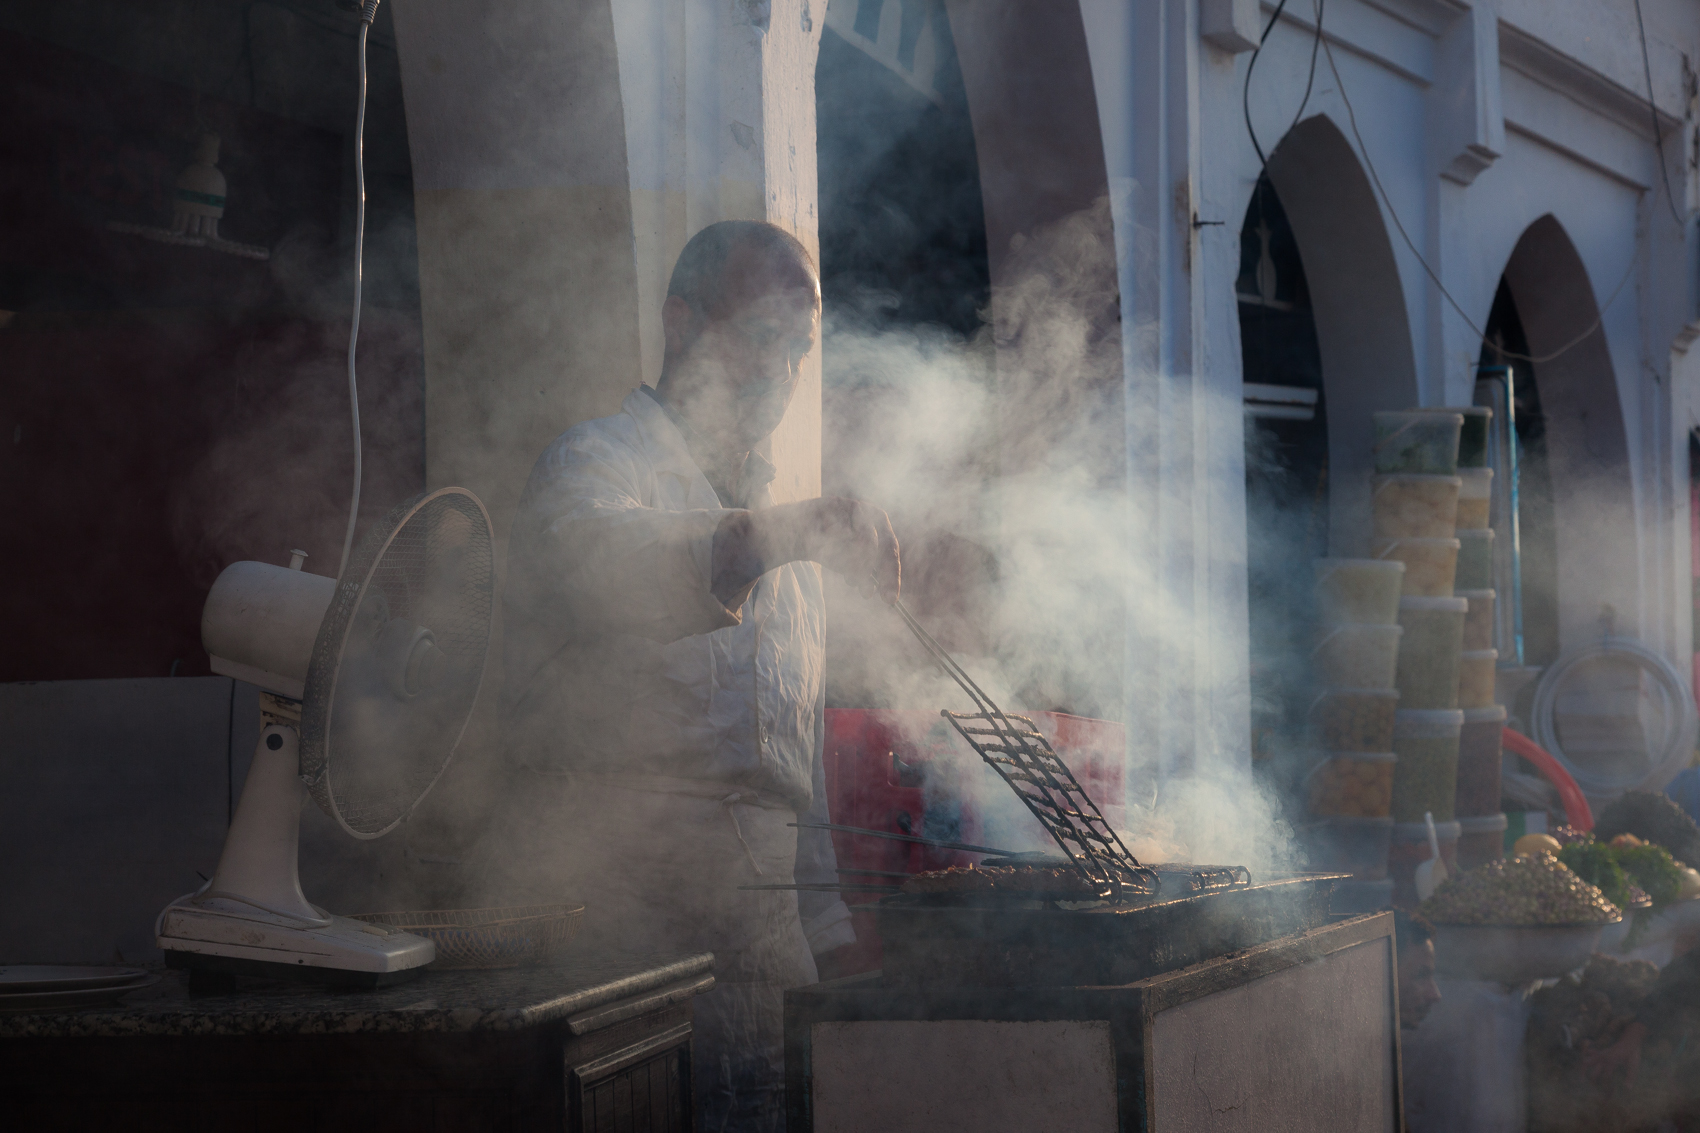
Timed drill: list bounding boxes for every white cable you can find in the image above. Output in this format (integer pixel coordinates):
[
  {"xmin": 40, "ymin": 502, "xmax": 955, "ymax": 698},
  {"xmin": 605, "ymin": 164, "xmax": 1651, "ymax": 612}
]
[{"xmin": 338, "ymin": 1, "xmax": 381, "ymax": 579}]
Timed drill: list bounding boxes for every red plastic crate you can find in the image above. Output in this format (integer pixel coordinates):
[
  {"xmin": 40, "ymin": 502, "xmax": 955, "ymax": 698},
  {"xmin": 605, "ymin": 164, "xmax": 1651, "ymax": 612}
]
[{"xmin": 820, "ymin": 708, "xmax": 1127, "ymax": 976}]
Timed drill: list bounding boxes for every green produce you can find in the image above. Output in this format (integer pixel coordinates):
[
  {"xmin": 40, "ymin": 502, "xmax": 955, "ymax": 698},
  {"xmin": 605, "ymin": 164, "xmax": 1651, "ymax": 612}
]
[
  {"xmin": 1557, "ymin": 836, "xmax": 1683, "ymax": 910},
  {"xmin": 1557, "ymin": 839, "xmax": 1631, "ymax": 909},
  {"xmin": 1420, "ymin": 853, "xmax": 1620, "ymax": 926},
  {"xmin": 1615, "ymin": 842, "xmax": 1683, "ymax": 907}
]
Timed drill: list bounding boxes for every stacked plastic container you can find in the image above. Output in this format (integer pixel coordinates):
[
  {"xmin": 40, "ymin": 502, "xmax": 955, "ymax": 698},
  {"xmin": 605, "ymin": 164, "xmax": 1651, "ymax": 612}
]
[
  {"xmin": 1372, "ymin": 410, "xmax": 1466, "ymax": 906},
  {"xmin": 1304, "ymin": 557, "xmax": 1406, "ymax": 878},
  {"xmin": 1448, "ymin": 408, "xmax": 1507, "ymax": 869}
]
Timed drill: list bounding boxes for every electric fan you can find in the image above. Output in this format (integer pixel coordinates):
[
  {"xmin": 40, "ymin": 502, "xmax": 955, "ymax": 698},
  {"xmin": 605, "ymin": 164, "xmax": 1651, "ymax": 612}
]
[{"xmin": 157, "ymin": 487, "xmax": 495, "ymax": 987}]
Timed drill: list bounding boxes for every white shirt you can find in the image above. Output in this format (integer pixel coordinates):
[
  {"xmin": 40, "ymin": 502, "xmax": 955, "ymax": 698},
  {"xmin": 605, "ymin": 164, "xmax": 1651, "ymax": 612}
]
[{"xmin": 502, "ymin": 388, "xmax": 852, "ymax": 950}]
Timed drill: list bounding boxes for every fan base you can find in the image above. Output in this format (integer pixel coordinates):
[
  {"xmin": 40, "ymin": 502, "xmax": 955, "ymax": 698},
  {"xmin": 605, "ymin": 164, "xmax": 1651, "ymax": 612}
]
[
  {"xmin": 164, "ymin": 950, "xmax": 426, "ymax": 992},
  {"xmin": 158, "ymin": 895, "xmax": 436, "ymax": 986}
]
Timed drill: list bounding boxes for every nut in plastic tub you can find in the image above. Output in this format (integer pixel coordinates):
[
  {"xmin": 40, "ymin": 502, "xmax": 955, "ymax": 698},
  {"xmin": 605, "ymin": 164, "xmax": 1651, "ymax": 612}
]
[
  {"xmin": 1314, "ymin": 558, "xmax": 1405, "ymax": 625},
  {"xmin": 1371, "ymin": 474, "xmax": 1461, "ymax": 539},
  {"xmin": 1372, "ymin": 536, "xmax": 1460, "ymax": 597},
  {"xmin": 1312, "ymin": 624, "xmax": 1403, "ymax": 688},
  {"xmin": 1373, "ymin": 410, "xmax": 1463, "ymax": 475}
]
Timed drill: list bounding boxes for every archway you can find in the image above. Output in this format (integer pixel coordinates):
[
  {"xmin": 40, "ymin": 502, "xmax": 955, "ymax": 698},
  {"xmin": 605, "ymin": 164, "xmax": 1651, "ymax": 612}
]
[
  {"xmin": 1241, "ymin": 115, "xmax": 1419, "ymax": 770},
  {"xmin": 1263, "ymin": 115, "xmax": 1421, "ymax": 555},
  {"xmin": 1496, "ymin": 215, "xmax": 1636, "ymax": 650}
]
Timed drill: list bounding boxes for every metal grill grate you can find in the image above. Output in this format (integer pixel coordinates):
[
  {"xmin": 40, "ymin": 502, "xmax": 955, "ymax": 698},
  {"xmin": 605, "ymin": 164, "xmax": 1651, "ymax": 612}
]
[
  {"xmin": 891, "ymin": 597, "xmax": 1157, "ymax": 900},
  {"xmin": 941, "ymin": 709, "xmax": 1158, "ymax": 899}
]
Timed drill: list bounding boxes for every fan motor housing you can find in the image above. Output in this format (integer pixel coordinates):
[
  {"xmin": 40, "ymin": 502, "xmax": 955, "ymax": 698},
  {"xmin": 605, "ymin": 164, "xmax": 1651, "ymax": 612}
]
[{"xmin": 203, "ymin": 560, "xmax": 337, "ymax": 699}]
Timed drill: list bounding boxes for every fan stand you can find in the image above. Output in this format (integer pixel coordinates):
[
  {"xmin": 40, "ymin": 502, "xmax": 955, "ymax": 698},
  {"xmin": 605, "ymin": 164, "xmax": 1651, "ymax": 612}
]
[{"xmin": 157, "ymin": 708, "xmax": 435, "ymax": 989}]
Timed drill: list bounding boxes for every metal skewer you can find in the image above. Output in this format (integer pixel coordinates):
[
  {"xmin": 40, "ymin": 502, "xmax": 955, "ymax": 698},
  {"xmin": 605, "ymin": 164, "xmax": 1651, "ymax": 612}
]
[
  {"xmin": 791, "ymin": 820, "xmax": 1017, "ymax": 858},
  {"xmin": 737, "ymin": 883, "xmax": 900, "ymax": 893}
]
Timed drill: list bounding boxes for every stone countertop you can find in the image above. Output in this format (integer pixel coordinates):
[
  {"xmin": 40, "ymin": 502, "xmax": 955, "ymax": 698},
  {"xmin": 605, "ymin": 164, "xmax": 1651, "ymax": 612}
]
[{"xmin": 0, "ymin": 950, "xmax": 714, "ymax": 1039}]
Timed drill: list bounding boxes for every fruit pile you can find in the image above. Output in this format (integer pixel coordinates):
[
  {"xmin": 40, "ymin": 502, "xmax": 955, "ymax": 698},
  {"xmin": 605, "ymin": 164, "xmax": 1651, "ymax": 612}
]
[{"xmin": 1420, "ymin": 853, "xmax": 1620, "ymax": 926}]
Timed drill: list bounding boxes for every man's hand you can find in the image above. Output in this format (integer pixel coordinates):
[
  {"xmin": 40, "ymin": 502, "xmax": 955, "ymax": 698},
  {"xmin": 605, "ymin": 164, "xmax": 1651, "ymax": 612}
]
[
  {"xmin": 789, "ymin": 497, "xmax": 900, "ymax": 604},
  {"xmin": 713, "ymin": 498, "xmax": 900, "ymax": 607},
  {"xmin": 1582, "ymin": 1021, "xmax": 1647, "ymax": 1087}
]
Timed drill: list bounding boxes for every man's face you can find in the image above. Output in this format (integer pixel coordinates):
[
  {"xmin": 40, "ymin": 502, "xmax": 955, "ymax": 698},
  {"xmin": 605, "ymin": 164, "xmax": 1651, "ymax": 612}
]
[
  {"xmin": 1398, "ymin": 940, "xmax": 1441, "ymax": 1029},
  {"xmin": 664, "ymin": 244, "xmax": 821, "ymax": 453}
]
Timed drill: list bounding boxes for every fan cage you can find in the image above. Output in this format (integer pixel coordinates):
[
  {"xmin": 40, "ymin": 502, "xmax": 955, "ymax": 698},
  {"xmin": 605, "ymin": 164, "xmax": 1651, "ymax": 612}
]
[{"xmin": 299, "ymin": 487, "xmax": 494, "ymax": 838}]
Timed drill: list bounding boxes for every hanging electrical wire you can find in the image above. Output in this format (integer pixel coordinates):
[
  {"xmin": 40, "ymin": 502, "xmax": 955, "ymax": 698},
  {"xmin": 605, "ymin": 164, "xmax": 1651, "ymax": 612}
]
[
  {"xmin": 1314, "ymin": 28, "xmax": 1637, "ymax": 367},
  {"xmin": 337, "ymin": 0, "xmax": 382, "ymax": 579},
  {"xmin": 1633, "ymin": 0, "xmax": 1686, "ymax": 228}
]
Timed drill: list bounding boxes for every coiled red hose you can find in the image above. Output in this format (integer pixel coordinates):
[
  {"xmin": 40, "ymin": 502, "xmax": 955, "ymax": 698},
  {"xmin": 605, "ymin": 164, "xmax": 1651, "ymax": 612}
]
[{"xmin": 1502, "ymin": 727, "xmax": 1594, "ymax": 832}]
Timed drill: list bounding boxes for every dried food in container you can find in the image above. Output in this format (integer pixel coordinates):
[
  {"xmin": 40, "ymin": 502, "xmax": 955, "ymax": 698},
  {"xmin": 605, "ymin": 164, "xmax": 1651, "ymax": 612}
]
[
  {"xmin": 1394, "ymin": 596, "xmax": 1467, "ymax": 709},
  {"xmin": 1314, "ymin": 558, "xmax": 1404, "ymax": 625},
  {"xmin": 1372, "ymin": 536, "xmax": 1460, "ymax": 597},
  {"xmin": 1373, "ymin": 410, "xmax": 1463, "ymax": 475},
  {"xmin": 1309, "ymin": 688, "xmax": 1399, "ymax": 752},
  {"xmin": 1391, "ymin": 708, "xmax": 1463, "ymax": 822},
  {"xmin": 1306, "ymin": 752, "xmax": 1396, "ymax": 818},
  {"xmin": 1454, "ymin": 705, "xmax": 1507, "ymax": 817},
  {"xmin": 1457, "ymin": 649, "xmax": 1498, "ymax": 709},
  {"xmin": 1456, "ymin": 467, "xmax": 1494, "ymax": 529},
  {"xmin": 1458, "ymin": 589, "xmax": 1495, "ymax": 650},
  {"xmin": 1455, "ymin": 528, "xmax": 1495, "ymax": 590},
  {"xmin": 1371, "ymin": 474, "xmax": 1461, "ymax": 539},
  {"xmin": 1312, "ymin": 624, "xmax": 1402, "ymax": 689}
]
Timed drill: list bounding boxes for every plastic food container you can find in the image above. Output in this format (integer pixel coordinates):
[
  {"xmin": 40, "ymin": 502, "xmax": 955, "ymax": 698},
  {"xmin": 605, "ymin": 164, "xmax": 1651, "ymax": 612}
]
[
  {"xmin": 1371, "ymin": 474, "xmax": 1461, "ymax": 539},
  {"xmin": 1456, "ymin": 812, "xmax": 1508, "ymax": 871},
  {"xmin": 1457, "ymin": 649, "xmax": 1498, "ymax": 709},
  {"xmin": 1310, "ymin": 688, "xmax": 1401, "ymax": 753},
  {"xmin": 1395, "ymin": 596, "xmax": 1468, "ymax": 708},
  {"xmin": 1452, "ymin": 407, "xmax": 1493, "ymax": 469},
  {"xmin": 1373, "ymin": 410, "xmax": 1463, "ymax": 475},
  {"xmin": 1455, "ymin": 528, "xmax": 1495, "ymax": 590},
  {"xmin": 1302, "ymin": 815, "xmax": 1395, "ymax": 880},
  {"xmin": 1455, "ymin": 468, "xmax": 1494, "ymax": 529},
  {"xmin": 1454, "ymin": 705, "xmax": 1507, "ymax": 817},
  {"xmin": 1313, "ymin": 624, "xmax": 1403, "ymax": 688},
  {"xmin": 1459, "ymin": 589, "xmax": 1496, "ymax": 650},
  {"xmin": 1372, "ymin": 537, "xmax": 1461, "ymax": 597},
  {"xmin": 1390, "ymin": 818, "xmax": 1461, "ymax": 907},
  {"xmin": 1391, "ymin": 708, "xmax": 1464, "ymax": 822},
  {"xmin": 1306, "ymin": 752, "xmax": 1397, "ymax": 818},
  {"xmin": 1314, "ymin": 559, "xmax": 1405, "ymax": 625}
]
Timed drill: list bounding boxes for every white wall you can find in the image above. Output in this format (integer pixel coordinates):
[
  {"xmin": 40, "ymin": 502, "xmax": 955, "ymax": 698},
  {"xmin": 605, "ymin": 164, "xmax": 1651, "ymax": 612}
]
[{"xmin": 1068, "ymin": 0, "xmax": 1699, "ymax": 774}]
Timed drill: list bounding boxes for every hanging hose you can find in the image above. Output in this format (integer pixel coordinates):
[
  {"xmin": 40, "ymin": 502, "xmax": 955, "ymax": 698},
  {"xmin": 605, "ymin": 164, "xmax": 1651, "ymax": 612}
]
[{"xmin": 1530, "ymin": 636, "xmax": 1698, "ymax": 799}]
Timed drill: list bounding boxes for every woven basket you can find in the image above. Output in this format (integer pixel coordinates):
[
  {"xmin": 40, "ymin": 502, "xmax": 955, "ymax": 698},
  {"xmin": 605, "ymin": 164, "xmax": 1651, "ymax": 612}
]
[{"xmin": 351, "ymin": 904, "xmax": 584, "ymax": 970}]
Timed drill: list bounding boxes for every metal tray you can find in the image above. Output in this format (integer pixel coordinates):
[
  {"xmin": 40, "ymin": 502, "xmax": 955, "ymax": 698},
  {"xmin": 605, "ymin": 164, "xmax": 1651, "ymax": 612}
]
[{"xmin": 875, "ymin": 873, "xmax": 1347, "ymax": 987}]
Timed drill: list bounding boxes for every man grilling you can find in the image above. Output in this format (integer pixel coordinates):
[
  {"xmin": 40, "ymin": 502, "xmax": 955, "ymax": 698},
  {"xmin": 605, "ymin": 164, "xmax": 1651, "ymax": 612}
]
[{"xmin": 496, "ymin": 220, "xmax": 899, "ymax": 1130}]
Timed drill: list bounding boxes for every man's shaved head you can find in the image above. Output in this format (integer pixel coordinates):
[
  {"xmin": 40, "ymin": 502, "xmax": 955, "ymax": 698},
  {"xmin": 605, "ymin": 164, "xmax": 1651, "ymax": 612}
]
[{"xmin": 667, "ymin": 220, "xmax": 818, "ymax": 318}]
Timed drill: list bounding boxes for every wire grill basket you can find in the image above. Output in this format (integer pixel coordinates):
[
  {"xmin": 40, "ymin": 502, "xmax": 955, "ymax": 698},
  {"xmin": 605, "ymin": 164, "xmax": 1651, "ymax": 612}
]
[{"xmin": 351, "ymin": 904, "xmax": 583, "ymax": 970}]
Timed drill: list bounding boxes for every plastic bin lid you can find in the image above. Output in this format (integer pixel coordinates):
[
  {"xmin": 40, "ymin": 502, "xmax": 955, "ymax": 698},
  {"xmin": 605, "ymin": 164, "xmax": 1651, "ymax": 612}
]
[
  {"xmin": 1313, "ymin": 686, "xmax": 1402, "ymax": 700},
  {"xmin": 1401, "ymin": 406, "xmax": 1490, "ymax": 419},
  {"xmin": 1305, "ymin": 815, "xmax": 1396, "ymax": 828},
  {"xmin": 1375, "ymin": 409, "xmax": 1465, "ymax": 422},
  {"xmin": 1459, "ymin": 649, "xmax": 1499, "ymax": 661},
  {"xmin": 1371, "ymin": 473, "xmax": 1463, "ymax": 486},
  {"xmin": 1372, "ymin": 536, "xmax": 1462, "ymax": 549},
  {"xmin": 1314, "ymin": 557, "xmax": 1405, "ymax": 575},
  {"xmin": 1456, "ymin": 527, "xmax": 1495, "ymax": 542},
  {"xmin": 1394, "ymin": 708, "xmax": 1466, "ymax": 737},
  {"xmin": 1457, "ymin": 812, "xmax": 1509, "ymax": 833},
  {"xmin": 1462, "ymin": 704, "xmax": 1508, "ymax": 723},
  {"xmin": 1456, "ymin": 588, "xmax": 1496, "ymax": 600},
  {"xmin": 1399, "ymin": 596, "xmax": 1469, "ymax": 613},
  {"xmin": 1393, "ymin": 819, "xmax": 1462, "ymax": 839},
  {"xmin": 1320, "ymin": 751, "xmax": 1398, "ymax": 762}
]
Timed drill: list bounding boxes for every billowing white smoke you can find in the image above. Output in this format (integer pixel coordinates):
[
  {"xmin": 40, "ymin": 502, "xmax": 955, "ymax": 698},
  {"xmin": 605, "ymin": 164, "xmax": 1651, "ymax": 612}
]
[{"xmin": 822, "ymin": 196, "xmax": 1299, "ymax": 876}]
